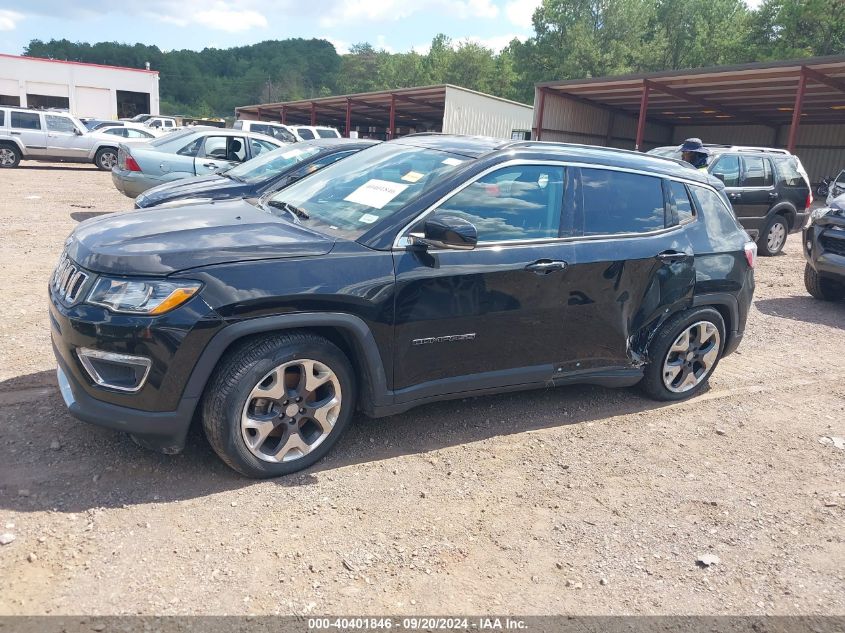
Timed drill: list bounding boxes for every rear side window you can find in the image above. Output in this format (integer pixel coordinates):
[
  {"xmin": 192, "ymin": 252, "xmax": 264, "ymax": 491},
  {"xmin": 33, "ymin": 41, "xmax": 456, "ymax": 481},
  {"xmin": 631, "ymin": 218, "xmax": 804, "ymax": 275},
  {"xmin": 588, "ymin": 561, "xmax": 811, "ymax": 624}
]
[
  {"xmin": 579, "ymin": 168, "xmax": 666, "ymax": 236},
  {"xmin": 272, "ymin": 127, "xmax": 296, "ymax": 143},
  {"xmin": 667, "ymin": 180, "xmax": 694, "ymax": 224},
  {"xmin": 317, "ymin": 128, "xmax": 340, "ymax": 138},
  {"xmin": 297, "ymin": 128, "xmax": 315, "ymax": 140},
  {"xmin": 251, "ymin": 123, "xmax": 270, "ymax": 135},
  {"xmin": 104, "ymin": 128, "xmax": 127, "ymax": 137},
  {"xmin": 689, "ymin": 185, "xmax": 744, "ymax": 249},
  {"xmin": 434, "ymin": 164, "xmax": 565, "ymax": 242},
  {"xmin": 177, "ymin": 137, "xmax": 203, "ymax": 156},
  {"xmin": 11, "ymin": 111, "xmax": 40, "ymax": 130},
  {"xmin": 741, "ymin": 156, "xmax": 773, "ymax": 187},
  {"xmin": 772, "ymin": 157, "xmax": 801, "ymax": 187},
  {"xmin": 0, "ymin": 111, "xmax": 4, "ymax": 126},
  {"xmin": 711, "ymin": 155, "xmax": 740, "ymax": 187}
]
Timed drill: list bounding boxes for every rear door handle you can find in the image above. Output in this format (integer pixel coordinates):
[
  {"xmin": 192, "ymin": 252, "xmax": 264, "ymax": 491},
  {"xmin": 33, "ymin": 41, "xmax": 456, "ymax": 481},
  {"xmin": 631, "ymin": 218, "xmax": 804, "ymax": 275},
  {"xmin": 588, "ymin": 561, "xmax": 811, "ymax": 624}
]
[
  {"xmin": 728, "ymin": 192, "xmax": 741, "ymax": 200},
  {"xmin": 10, "ymin": 131, "xmax": 21, "ymax": 135},
  {"xmin": 657, "ymin": 250, "xmax": 688, "ymax": 262},
  {"xmin": 525, "ymin": 259, "xmax": 567, "ymax": 274}
]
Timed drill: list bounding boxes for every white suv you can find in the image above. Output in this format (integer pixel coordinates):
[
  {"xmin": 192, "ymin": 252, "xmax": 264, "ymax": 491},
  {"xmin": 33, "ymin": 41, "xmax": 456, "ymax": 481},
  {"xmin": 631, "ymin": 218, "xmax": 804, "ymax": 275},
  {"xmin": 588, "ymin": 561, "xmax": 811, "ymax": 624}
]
[
  {"xmin": 0, "ymin": 107, "xmax": 153, "ymax": 170},
  {"xmin": 232, "ymin": 120, "xmax": 298, "ymax": 143},
  {"xmin": 291, "ymin": 125, "xmax": 342, "ymax": 140}
]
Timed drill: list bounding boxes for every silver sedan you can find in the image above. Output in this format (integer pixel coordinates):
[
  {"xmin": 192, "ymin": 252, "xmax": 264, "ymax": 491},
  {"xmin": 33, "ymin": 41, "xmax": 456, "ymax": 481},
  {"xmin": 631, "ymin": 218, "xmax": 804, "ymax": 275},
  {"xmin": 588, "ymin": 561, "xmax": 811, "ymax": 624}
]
[{"xmin": 111, "ymin": 127, "xmax": 284, "ymax": 198}]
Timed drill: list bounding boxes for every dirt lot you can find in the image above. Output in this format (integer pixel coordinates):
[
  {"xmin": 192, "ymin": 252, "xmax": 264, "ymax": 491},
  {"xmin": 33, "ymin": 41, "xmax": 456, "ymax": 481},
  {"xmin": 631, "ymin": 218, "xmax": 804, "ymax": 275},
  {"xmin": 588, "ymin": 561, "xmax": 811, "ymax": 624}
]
[{"xmin": 0, "ymin": 162, "xmax": 843, "ymax": 616}]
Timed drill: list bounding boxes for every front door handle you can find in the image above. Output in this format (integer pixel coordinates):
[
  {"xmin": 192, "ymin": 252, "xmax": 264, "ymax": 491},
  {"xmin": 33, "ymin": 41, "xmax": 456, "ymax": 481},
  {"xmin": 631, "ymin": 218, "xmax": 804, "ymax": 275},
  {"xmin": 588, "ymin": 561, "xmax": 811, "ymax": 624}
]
[
  {"xmin": 203, "ymin": 162, "xmax": 220, "ymax": 169},
  {"xmin": 657, "ymin": 250, "xmax": 688, "ymax": 262},
  {"xmin": 768, "ymin": 191, "xmax": 779, "ymax": 200},
  {"xmin": 728, "ymin": 192, "xmax": 741, "ymax": 201},
  {"xmin": 525, "ymin": 259, "xmax": 567, "ymax": 274}
]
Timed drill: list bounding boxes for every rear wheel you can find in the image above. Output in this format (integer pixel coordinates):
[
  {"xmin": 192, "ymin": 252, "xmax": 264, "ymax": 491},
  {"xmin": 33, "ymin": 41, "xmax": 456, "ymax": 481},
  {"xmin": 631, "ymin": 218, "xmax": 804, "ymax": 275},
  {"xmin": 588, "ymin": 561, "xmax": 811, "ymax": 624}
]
[
  {"xmin": 804, "ymin": 264, "xmax": 845, "ymax": 301},
  {"xmin": 758, "ymin": 214, "xmax": 788, "ymax": 256},
  {"xmin": 640, "ymin": 308, "xmax": 726, "ymax": 401},
  {"xmin": 202, "ymin": 333, "xmax": 355, "ymax": 478},
  {"xmin": 0, "ymin": 144, "xmax": 21, "ymax": 168},
  {"xmin": 94, "ymin": 147, "xmax": 118, "ymax": 171}
]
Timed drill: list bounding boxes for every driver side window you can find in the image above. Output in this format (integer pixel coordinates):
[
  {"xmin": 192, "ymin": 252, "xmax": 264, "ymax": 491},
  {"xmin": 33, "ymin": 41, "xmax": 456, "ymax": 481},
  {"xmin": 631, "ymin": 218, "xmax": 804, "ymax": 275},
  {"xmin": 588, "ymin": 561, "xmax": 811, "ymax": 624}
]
[{"xmin": 431, "ymin": 165, "xmax": 565, "ymax": 242}]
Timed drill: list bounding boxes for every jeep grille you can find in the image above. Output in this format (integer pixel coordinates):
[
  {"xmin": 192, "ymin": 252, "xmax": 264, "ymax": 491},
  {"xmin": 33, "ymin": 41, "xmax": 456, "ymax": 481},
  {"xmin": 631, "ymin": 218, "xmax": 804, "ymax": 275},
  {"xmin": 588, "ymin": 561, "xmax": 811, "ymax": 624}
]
[{"xmin": 51, "ymin": 253, "xmax": 90, "ymax": 305}]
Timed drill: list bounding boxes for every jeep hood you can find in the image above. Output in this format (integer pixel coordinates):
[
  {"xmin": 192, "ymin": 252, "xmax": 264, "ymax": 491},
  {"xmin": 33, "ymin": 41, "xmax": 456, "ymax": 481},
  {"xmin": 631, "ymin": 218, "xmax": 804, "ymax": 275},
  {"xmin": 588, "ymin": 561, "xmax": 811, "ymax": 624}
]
[{"xmin": 67, "ymin": 199, "xmax": 335, "ymax": 275}]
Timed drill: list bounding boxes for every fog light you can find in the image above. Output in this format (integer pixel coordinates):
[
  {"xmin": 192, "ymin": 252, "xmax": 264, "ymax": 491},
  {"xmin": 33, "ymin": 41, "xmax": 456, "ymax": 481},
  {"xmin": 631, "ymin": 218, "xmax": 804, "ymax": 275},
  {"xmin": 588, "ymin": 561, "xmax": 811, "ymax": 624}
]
[
  {"xmin": 806, "ymin": 240, "xmax": 812, "ymax": 252},
  {"xmin": 77, "ymin": 348, "xmax": 152, "ymax": 393}
]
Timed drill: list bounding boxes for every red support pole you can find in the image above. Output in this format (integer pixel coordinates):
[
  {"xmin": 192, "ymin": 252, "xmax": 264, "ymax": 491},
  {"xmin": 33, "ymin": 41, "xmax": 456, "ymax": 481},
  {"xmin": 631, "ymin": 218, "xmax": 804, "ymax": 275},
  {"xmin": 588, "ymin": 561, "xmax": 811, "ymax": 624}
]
[
  {"xmin": 787, "ymin": 68, "xmax": 808, "ymax": 154},
  {"xmin": 635, "ymin": 80, "xmax": 650, "ymax": 151},
  {"xmin": 534, "ymin": 88, "xmax": 546, "ymax": 141},
  {"xmin": 256, "ymin": 107, "xmax": 263, "ymax": 121},
  {"xmin": 345, "ymin": 98, "xmax": 352, "ymax": 138},
  {"xmin": 310, "ymin": 102, "xmax": 317, "ymax": 126},
  {"xmin": 281, "ymin": 105, "xmax": 287, "ymax": 124},
  {"xmin": 389, "ymin": 94, "xmax": 396, "ymax": 140}
]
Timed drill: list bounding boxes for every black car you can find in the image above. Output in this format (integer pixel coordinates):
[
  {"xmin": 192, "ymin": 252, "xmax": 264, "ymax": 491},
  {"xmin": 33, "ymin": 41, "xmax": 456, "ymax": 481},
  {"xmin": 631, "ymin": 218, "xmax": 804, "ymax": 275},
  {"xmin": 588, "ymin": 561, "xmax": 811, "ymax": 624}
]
[
  {"xmin": 134, "ymin": 138, "xmax": 378, "ymax": 209},
  {"xmin": 803, "ymin": 194, "xmax": 845, "ymax": 301},
  {"xmin": 649, "ymin": 145, "xmax": 811, "ymax": 257},
  {"xmin": 50, "ymin": 135, "xmax": 756, "ymax": 478}
]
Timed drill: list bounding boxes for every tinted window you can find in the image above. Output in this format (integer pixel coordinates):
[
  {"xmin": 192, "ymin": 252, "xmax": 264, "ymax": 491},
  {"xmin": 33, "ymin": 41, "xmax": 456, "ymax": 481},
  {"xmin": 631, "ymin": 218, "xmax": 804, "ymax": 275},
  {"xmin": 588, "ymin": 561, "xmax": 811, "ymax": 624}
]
[
  {"xmin": 774, "ymin": 157, "xmax": 804, "ymax": 187},
  {"xmin": 317, "ymin": 128, "xmax": 340, "ymax": 138},
  {"xmin": 297, "ymin": 128, "xmax": 315, "ymax": 140},
  {"xmin": 741, "ymin": 156, "xmax": 773, "ymax": 187},
  {"xmin": 689, "ymin": 185, "xmax": 744, "ymax": 249},
  {"xmin": 272, "ymin": 127, "xmax": 297, "ymax": 143},
  {"xmin": 667, "ymin": 180, "xmax": 694, "ymax": 224},
  {"xmin": 711, "ymin": 155, "xmax": 740, "ymax": 187},
  {"xmin": 11, "ymin": 111, "xmax": 40, "ymax": 130},
  {"xmin": 251, "ymin": 123, "xmax": 270, "ymax": 135},
  {"xmin": 580, "ymin": 168, "xmax": 666, "ymax": 236},
  {"xmin": 0, "ymin": 111, "xmax": 4, "ymax": 126},
  {"xmin": 434, "ymin": 165, "xmax": 564, "ymax": 242}
]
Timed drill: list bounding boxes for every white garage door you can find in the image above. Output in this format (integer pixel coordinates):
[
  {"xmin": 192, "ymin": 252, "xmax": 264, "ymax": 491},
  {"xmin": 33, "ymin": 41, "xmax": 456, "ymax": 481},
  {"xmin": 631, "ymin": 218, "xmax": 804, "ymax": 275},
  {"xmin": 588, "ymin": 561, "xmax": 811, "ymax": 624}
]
[
  {"xmin": 26, "ymin": 81, "xmax": 68, "ymax": 97},
  {"xmin": 75, "ymin": 86, "xmax": 113, "ymax": 119}
]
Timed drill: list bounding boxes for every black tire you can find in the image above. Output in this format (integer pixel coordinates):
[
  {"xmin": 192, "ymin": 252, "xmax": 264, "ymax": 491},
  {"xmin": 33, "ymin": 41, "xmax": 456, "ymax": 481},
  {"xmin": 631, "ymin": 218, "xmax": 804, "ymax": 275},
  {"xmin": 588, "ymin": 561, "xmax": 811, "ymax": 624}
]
[
  {"xmin": 640, "ymin": 307, "xmax": 726, "ymax": 402},
  {"xmin": 201, "ymin": 332, "xmax": 356, "ymax": 478},
  {"xmin": 817, "ymin": 184, "xmax": 829, "ymax": 198},
  {"xmin": 94, "ymin": 147, "xmax": 118, "ymax": 171},
  {"xmin": 804, "ymin": 264, "xmax": 845, "ymax": 301},
  {"xmin": 0, "ymin": 144, "xmax": 21, "ymax": 168},
  {"xmin": 757, "ymin": 214, "xmax": 789, "ymax": 256}
]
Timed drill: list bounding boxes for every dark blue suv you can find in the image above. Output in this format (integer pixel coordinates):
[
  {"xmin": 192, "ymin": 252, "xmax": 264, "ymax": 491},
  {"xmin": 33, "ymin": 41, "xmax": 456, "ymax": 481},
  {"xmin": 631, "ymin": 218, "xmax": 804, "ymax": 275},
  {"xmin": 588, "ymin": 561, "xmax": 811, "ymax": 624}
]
[{"xmin": 49, "ymin": 135, "xmax": 756, "ymax": 477}]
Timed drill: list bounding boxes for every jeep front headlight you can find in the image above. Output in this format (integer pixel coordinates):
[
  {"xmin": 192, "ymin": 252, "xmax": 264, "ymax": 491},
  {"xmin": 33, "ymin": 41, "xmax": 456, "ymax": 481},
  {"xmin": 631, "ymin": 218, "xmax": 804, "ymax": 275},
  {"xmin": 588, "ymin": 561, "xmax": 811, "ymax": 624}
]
[{"xmin": 87, "ymin": 278, "xmax": 201, "ymax": 315}]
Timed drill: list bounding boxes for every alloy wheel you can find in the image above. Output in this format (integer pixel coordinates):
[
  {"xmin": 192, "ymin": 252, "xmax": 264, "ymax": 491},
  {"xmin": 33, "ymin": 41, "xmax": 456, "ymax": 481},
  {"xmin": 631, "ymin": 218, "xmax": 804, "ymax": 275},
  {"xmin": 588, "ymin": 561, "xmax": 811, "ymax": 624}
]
[
  {"xmin": 240, "ymin": 359, "xmax": 342, "ymax": 463},
  {"xmin": 99, "ymin": 151, "xmax": 118, "ymax": 170},
  {"xmin": 0, "ymin": 148, "xmax": 16, "ymax": 166},
  {"xmin": 662, "ymin": 321, "xmax": 721, "ymax": 393},
  {"xmin": 767, "ymin": 221, "xmax": 787, "ymax": 253}
]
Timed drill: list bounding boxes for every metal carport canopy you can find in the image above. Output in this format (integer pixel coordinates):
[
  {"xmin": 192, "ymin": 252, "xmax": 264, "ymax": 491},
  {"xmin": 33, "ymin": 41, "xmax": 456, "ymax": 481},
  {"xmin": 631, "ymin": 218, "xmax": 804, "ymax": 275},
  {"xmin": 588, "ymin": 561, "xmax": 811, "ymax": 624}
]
[
  {"xmin": 236, "ymin": 85, "xmax": 451, "ymax": 138},
  {"xmin": 534, "ymin": 55, "xmax": 845, "ymax": 152}
]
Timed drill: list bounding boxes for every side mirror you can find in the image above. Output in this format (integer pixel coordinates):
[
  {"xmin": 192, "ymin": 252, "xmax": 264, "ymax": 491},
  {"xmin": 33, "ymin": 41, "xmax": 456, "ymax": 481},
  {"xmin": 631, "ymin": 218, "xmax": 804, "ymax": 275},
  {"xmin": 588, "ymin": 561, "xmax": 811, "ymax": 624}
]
[
  {"xmin": 411, "ymin": 215, "xmax": 477, "ymax": 251},
  {"xmin": 74, "ymin": 128, "xmax": 83, "ymax": 136},
  {"xmin": 713, "ymin": 173, "xmax": 725, "ymax": 183}
]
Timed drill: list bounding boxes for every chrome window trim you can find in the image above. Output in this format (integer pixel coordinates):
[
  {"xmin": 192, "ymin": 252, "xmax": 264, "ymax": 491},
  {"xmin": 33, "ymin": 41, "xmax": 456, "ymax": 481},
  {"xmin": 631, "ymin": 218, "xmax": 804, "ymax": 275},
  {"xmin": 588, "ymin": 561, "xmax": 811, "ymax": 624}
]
[
  {"xmin": 76, "ymin": 347, "xmax": 152, "ymax": 393},
  {"xmin": 391, "ymin": 158, "xmax": 707, "ymax": 250}
]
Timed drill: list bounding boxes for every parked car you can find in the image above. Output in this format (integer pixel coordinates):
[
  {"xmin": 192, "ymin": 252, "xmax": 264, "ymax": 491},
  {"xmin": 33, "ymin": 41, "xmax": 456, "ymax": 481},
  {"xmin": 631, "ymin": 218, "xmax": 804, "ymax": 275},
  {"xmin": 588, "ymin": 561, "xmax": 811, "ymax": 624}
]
[
  {"xmin": 803, "ymin": 193, "xmax": 845, "ymax": 301},
  {"xmin": 824, "ymin": 169, "xmax": 845, "ymax": 205},
  {"xmin": 144, "ymin": 116, "xmax": 178, "ymax": 131},
  {"xmin": 648, "ymin": 144, "xmax": 811, "ymax": 256},
  {"xmin": 85, "ymin": 120, "xmax": 162, "ymax": 135},
  {"xmin": 291, "ymin": 125, "xmax": 342, "ymax": 140},
  {"xmin": 0, "ymin": 107, "xmax": 153, "ymax": 170},
  {"xmin": 135, "ymin": 138, "xmax": 378, "ymax": 209},
  {"xmin": 110, "ymin": 127, "xmax": 284, "ymax": 198},
  {"xmin": 50, "ymin": 134, "xmax": 756, "ymax": 477},
  {"xmin": 233, "ymin": 120, "xmax": 298, "ymax": 143}
]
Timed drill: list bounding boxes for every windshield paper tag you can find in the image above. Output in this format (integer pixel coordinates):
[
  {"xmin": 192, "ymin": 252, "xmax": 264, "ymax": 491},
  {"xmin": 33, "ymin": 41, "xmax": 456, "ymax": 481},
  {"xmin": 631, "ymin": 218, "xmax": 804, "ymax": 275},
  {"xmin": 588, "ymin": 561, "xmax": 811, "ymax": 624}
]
[
  {"xmin": 344, "ymin": 179, "xmax": 409, "ymax": 209},
  {"xmin": 281, "ymin": 149, "xmax": 302, "ymax": 159},
  {"xmin": 359, "ymin": 213, "xmax": 379, "ymax": 224},
  {"xmin": 401, "ymin": 171, "xmax": 424, "ymax": 183},
  {"xmin": 442, "ymin": 158, "xmax": 464, "ymax": 166}
]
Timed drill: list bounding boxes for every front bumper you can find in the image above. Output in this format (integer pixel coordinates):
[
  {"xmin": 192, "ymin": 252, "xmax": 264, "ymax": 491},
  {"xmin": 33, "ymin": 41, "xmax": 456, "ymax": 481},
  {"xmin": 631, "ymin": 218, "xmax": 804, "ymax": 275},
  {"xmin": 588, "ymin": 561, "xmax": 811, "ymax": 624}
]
[
  {"xmin": 49, "ymin": 278, "xmax": 224, "ymax": 453},
  {"xmin": 56, "ymin": 357, "xmax": 196, "ymax": 453},
  {"xmin": 804, "ymin": 222, "xmax": 845, "ymax": 281}
]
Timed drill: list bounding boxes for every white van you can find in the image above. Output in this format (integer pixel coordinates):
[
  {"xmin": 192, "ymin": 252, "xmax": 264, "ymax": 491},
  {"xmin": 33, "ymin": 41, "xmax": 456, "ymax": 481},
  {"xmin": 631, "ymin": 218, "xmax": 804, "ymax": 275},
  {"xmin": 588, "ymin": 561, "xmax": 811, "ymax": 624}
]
[{"xmin": 233, "ymin": 120, "xmax": 298, "ymax": 143}]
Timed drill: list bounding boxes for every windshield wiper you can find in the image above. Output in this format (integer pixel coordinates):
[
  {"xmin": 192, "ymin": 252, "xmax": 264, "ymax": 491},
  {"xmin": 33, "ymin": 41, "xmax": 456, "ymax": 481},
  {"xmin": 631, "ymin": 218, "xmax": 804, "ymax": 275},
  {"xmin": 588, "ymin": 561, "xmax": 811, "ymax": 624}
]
[
  {"xmin": 266, "ymin": 199, "xmax": 310, "ymax": 221},
  {"xmin": 224, "ymin": 173, "xmax": 244, "ymax": 183}
]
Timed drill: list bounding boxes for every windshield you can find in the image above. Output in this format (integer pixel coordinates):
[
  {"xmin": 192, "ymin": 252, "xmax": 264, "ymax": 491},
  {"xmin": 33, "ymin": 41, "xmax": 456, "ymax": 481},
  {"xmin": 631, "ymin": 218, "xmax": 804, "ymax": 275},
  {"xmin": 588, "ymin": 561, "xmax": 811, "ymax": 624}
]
[
  {"xmin": 265, "ymin": 142, "xmax": 469, "ymax": 239},
  {"xmin": 227, "ymin": 145, "xmax": 322, "ymax": 184}
]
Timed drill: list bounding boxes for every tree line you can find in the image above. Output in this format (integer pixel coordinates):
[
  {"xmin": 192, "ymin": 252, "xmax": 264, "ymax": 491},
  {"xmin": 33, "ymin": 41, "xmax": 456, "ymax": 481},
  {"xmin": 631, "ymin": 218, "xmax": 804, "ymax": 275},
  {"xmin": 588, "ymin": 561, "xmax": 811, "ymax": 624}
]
[{"xmin": 23, "ymin": 0, "xmax": 845, "ymax": 117}]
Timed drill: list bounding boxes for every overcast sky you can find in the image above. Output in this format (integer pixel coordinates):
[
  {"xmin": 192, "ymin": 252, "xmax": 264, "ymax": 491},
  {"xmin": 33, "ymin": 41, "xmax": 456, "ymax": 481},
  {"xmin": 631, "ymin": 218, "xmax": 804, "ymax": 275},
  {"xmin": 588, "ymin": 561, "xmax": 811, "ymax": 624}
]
[{"xmin": 0, "ymin": 0, "xmax": 764, "ymax": 58}]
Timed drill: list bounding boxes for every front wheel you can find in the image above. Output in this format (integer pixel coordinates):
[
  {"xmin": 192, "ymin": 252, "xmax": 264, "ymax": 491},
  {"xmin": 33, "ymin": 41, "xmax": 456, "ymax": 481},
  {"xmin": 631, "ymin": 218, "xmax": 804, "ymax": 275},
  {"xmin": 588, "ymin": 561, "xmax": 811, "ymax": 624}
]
[
  {"xmin": 0, "ymin": 144, "xmax": 21, "ymax": 168},
  {"xmin": 201, "ymin": 333, "xmax": 356, "ymax": 478},
  {"xmin": 640, "ymin": 308, "xmax": 726, "ymax": 401},
  {"xmin": 94, "ymin": 147, "xmax": 118, "ymax": 171},
  {"xmin": 804, "ymin": 264, "xmax": 845, "ymax": 301},
  {"xmin": 758, "ymin": 215, "xmax": 789, "ymax": 256}
]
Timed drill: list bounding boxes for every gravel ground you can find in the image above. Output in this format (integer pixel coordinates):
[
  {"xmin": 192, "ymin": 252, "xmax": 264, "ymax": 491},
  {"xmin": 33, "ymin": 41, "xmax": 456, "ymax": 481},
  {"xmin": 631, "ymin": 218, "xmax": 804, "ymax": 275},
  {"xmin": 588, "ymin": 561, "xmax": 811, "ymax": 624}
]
[{"xmin": 0, "ymin": 162, "xmax": 843, "ymax": 616}]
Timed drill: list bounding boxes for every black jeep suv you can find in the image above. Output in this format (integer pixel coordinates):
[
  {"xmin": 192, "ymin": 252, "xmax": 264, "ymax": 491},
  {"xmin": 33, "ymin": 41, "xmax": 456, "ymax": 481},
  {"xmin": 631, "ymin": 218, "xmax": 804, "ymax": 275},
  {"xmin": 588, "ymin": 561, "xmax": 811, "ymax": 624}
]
[
  {"xmin": 50, "ymin": 135, "xmax": 756, "ymax": 477},
  {"xmin": 804, "ymin": 194, "xmax": 845, "ymax": 301}
]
